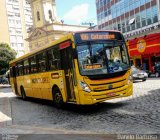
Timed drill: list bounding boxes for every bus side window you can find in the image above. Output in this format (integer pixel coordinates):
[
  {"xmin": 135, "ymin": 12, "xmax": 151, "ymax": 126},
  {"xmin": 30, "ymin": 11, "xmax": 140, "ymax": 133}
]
[
  {"xmin": 47, "ymin": 47, "xmax": 61, "ymax": 70},
  {"xmin": 10, "ymin": 66, "xmax": 16, "ymax": 77},
  {"xmin": 37, "ymin": 52, "xmax": 46, "ymax": 72},
  {"xmin": 10, "ymin": 67, "xmax": 13, "ymax": 77},
  {"xmin": 24, "ymin": 59, "xmax": 30, "ymax": 75},
  {"xmin": 17, "ymin": 62, "xmax": 24, "ymax": 76},
  {"xmin": 16, "ymin": 66, "xmax": 19, "ymax": 76},
  {"xmin": 30, "ymin": 56, "xmax": 37, "ymax": 73}
]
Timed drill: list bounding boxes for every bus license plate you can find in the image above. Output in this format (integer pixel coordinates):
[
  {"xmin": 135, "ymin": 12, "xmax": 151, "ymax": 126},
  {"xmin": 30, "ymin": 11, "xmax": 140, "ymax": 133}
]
[{"xmin": 107, "ymin": 92, "xmax": 116, "ymax": 96}]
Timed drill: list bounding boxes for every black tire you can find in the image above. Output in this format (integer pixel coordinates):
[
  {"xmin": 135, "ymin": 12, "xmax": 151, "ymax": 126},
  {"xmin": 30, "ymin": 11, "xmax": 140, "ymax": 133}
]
[
  {"xmin": 155, "ymin": 72, "xmax": 159, "ymax": 78},
  {"xmin": 142, "ymin": 79, "xmax": 146, "ymax": 81},
  {"xmin": 20, "ymin": 87, "xmax": 27, "ymax": 100},
  {"xmin": 53, "ymin": 88, "xmax": 64, "ymax": 108}
]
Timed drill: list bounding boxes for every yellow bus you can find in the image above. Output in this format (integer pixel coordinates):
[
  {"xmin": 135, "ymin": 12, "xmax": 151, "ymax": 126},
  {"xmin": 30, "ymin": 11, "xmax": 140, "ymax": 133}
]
[{"xmin": 9, "ymin": 30, "xmax": 133, "ymax": 107}]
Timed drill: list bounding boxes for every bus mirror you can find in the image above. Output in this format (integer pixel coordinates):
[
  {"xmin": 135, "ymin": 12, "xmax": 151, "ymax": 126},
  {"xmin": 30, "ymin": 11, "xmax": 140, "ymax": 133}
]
[{"xmin": 73, "ymin": 49, "xmax": 77, "ymax": 59}]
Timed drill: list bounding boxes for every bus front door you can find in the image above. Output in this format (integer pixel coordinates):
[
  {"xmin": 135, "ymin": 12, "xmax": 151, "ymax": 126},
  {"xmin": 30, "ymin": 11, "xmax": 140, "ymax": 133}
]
[
  {"xmin": 11, "ymin": 66, "xmax": 18, "ymax": 95},
  {"xmin": 61, "ymin": 46, "xmax": 76, "ymax": 102}
]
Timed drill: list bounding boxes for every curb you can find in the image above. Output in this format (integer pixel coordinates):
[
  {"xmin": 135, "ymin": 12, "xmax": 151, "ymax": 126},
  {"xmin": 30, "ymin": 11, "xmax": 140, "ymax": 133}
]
[
  {"xmin": 0, "ymin": 124, "xmax": 99, "ymax": 134},
  {"xmin": 0, "ymin": 96, "xmax": 12, "ymax": 127},
  {"xmin": 0, "ymin": 84, "xmax": 11, "ymax": 88}
]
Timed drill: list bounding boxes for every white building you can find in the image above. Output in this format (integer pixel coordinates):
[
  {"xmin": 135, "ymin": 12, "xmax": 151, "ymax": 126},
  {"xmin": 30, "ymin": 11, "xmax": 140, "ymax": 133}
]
[{"xmin": 1, "ymin": 0, "xmax": 33, "ymax": 57}]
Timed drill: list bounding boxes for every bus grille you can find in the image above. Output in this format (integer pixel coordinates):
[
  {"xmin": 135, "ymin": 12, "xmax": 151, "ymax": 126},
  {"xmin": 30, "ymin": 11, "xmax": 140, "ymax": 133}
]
[{"xmin": 89, "ymin": 78, "xmax": 127, "ymax": 92}]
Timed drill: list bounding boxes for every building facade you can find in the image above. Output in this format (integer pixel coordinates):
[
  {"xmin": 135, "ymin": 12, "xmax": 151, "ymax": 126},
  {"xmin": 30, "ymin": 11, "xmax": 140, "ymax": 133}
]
[
  {"xmin": 0, "ymin": 0, "xmax": 33, "ymax": 57},
  {"xmin": 26, "ymin": 0, "xmax": 89, "ymax": 52},
  {"xmin": 96, "ymin": 0, "xmax": 160, "ymax": 73}
]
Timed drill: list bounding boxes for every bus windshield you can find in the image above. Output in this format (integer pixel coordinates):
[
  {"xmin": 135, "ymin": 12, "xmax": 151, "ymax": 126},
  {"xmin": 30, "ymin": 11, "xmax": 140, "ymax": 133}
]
[{"xmin": 76, "ymin": 41, "xmax": 130, "ymax": 76}]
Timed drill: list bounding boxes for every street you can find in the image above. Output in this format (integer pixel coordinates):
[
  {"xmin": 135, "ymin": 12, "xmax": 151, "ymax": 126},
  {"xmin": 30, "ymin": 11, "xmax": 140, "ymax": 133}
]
[{"xmin": 0, "ymin": 78, "xmax": 160, "ymax": 134}]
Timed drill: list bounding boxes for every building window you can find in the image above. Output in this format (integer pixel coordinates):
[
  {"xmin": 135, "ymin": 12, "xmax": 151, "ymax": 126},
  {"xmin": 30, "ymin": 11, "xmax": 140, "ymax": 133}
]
[
  {"xmin": 136, "ymin": 22, "xmax": 141, "ymax": 29},
  {"xmin": 37, "ymin": 11, "xmax": 40, "ymax": 21},
  {"xmin": 153, "ymin": 15, "xmax": 158, "ymax": 23},
  {"xmin": 152, "ymin": 6, "xmax": 158, "ymax": 23},
  {"xmin": 141, "ymin": 10, "xmax": 146, "ymax": 27},
  {"xmin": 121, "ymin": 21, "xmax": 126, "ymax": 33},
  {"xmin": 48, "ymin": 10, "xmax": 53, "ymax": 20},
  {"xmin": 130, "ymin": 21, "xmax": 135, "ymax": 30},
  {"xmin": 117, "ymin": 23, "xmax": 121, "ymax": 31},
  {"xmin": 142, "ymin": 20, "xmax": 146, "ymax": 27},
  {"xmin": 127, "ymin": 25, "xmax": 131, "ymax": 32},
  {"xmin": 146, "ymin": 8, "xmax": 152, "ymax": 25},
  {"xmin": 136, "ymin": 14, "xmax": 141, "ymax": 29}
]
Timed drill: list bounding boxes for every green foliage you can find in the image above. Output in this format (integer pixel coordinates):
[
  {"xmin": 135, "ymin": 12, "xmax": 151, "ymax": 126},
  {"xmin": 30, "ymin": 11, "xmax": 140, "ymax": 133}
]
[{"xmin": 0, "ymin": 43, "xmax": 16, "ymax": 74}]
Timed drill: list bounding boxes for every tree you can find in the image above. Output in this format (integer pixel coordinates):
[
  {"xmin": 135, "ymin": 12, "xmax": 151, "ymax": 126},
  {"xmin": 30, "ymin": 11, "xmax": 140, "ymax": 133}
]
[{"xmin": 0, "ymin": 43, "xmax": 16, "ymax": 75}]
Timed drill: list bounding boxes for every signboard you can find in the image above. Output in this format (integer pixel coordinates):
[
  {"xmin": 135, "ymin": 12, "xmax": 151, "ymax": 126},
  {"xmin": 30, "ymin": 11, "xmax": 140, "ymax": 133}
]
[
  {"xmin": 137, "ymin": 39, "xmax": 146, "ymax": 53},
  {"xmin": 129, "ymin": 33, "xmax": 160, "ymax": 56},
  {"xmin": 80, "ymin": 33, "xmax": 115, "ymax": 40},
  {"xmin": 83, "ymin": 64, "xmax": 102, "ymax": 70},
  {"xmin": 59, "ymin": 40, "xmax": 71, "ymax": 50},
  {"xmin": 74, "ymin": 31, "xmax": 123, "ymax": 44}
]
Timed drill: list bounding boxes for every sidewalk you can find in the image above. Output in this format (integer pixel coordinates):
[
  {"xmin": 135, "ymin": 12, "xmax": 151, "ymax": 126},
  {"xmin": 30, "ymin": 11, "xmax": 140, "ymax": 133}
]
[
  {"xmin": 0, "ymin": 85, "xmax": 12, "ymax": 128},
  {"xmin": 0, "ymin": 84, "xmax": 11, "ymax": 88},
  {"xmin": 0, "ymin": 86, "xmax": 97, "ymax": 134}
]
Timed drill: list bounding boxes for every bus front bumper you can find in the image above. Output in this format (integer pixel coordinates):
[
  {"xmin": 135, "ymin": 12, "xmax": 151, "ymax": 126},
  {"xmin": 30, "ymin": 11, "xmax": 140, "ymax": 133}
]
[{"xmin": 78, "ymin": 84, "xmax": 133, "ymax": 105}]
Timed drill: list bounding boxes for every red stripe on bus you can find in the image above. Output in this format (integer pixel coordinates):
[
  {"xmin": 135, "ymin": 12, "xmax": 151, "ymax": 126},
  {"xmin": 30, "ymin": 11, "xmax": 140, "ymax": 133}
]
[{"xmin": 59, "ymin": 41, "xmax": 70, "ymax": 49}]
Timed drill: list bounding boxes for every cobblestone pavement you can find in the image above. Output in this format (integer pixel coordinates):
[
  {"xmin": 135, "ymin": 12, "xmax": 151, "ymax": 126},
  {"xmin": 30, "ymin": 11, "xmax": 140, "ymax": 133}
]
[{"xmin": 0, "ymin": 78, "xmax": 160, "ymax": 134}]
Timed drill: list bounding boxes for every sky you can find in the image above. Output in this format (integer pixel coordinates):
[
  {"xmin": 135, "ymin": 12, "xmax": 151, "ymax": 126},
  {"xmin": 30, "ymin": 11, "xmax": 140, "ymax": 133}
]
[{"xmin": 55, "ymin": 0, "xmax": 97, "ymax": 26}]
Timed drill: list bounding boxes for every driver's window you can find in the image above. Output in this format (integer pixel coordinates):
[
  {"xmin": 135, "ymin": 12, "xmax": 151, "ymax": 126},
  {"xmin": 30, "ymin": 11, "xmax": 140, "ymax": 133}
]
[{"xmin": 77, "ymin": 45, "xmax": 90, "ymax": 68}]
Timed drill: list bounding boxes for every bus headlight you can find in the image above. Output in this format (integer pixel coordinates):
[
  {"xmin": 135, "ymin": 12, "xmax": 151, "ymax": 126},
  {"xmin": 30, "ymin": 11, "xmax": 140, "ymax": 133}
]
[
  {"xmin": 128, "ymin": 76, "xmax": 133, "ymax": 84},
  {"xmin": 80, "ymin": 81, "xmax": 91, "ymax": 92}
]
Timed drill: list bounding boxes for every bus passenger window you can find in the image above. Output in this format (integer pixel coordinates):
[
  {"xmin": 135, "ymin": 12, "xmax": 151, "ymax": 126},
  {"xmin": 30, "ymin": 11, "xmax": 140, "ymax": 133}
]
[
  {"xmin": 10, "ymin": 67, "xmax": 13, "ymax": 77},
  {"xmin": 17, "ymin": 62, "xmax": 24, "ymax": 76},
  {"xmin": 10, "ymin": 66, "xmax": 16, "ymax": 77},
  {"xmin": 47, "ymin": 47, "xmax": 61, "ymax": 70},
  {"xmin": 15, "ymin": 66, "xmax": 19, "ymax": 76},
  {"xmin": 30, "ymin": 57, "xmax": 37, "ymax": 73},
  {"xmin": 24, "ymin": 59, "xmax": 30, "ymax": 75},
  {"xmin": 37, "ymin": 52, "xmax": 46, "ymax": 72}
]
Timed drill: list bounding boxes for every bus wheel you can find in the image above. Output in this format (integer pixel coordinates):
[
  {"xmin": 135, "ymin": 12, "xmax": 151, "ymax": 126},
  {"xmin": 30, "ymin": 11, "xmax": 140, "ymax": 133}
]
[
  {"xmin": 20, "ymin": 87, "xmax": 26, "ymax": 100},
  {"xmin": 142, "ymin": 79, "xmax": 146, "ymax": 82},
  {"xmin": 53, "ymin": 88, "xmax": 64, "ymax": 108}
]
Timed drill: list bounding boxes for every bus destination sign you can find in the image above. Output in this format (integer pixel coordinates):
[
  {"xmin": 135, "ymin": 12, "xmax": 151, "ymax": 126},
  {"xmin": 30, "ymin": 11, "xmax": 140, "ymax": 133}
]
[
  {"xmin": 80, "ymin": 33, "xmax": 115, "ymax": 41},
  {"xmin": 74, "ymin": 32, "xmax": 123, "ymax": 44}
]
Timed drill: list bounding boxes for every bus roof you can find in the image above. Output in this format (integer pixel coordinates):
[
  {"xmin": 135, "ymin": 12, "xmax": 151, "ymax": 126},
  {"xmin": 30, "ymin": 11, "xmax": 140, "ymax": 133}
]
[
  {"xmin": 10, "ymin": 33, "xmax": 73, "ymax": 64},
  {"xmin": 10, "ymin": 30, "xmax": 121, "ymax": 64},
  {"xmin": 73, "ymin": 30, "xmax": 120, "ymax": 34}
]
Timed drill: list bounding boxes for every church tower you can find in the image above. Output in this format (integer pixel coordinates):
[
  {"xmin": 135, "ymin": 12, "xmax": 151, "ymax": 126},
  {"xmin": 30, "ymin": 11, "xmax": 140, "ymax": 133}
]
[
  {"xmin": 30, "ymin": 0, "xmax": 57, "ymax": 28},
  {"xmin": 27, "ymin": 0, "xmax": 88, "ymax": 52}
]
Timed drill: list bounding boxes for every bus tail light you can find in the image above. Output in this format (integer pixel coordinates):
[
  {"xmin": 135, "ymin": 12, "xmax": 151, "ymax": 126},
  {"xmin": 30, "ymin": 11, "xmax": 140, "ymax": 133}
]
[{"xmin": 79, "ymin": 81, "xmax": 91, "ymax": 93}]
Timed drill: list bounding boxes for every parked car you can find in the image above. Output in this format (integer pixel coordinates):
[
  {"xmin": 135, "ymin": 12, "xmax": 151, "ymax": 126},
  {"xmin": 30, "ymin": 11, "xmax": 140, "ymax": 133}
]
[{"xmin": 131, "ymin": 66, "xmax": 148, "ymax": 82}]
